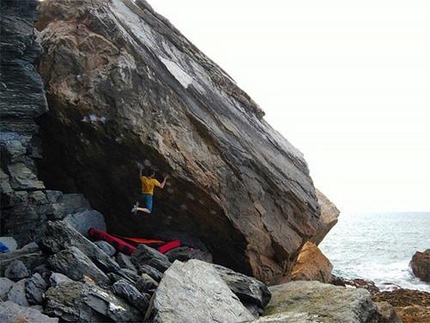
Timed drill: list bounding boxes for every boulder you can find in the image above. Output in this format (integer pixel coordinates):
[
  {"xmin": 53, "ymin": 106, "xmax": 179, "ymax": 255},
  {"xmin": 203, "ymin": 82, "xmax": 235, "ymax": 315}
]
[
  {"xmin": 40, "ymin": 220, "xmax": 120, "ymax": 274},
  {"xmin": 311, "ymin": 190, "xmax": 340, "ymax": 245},
  {"xmin": 117, "ymin": 252, "xmax": 138, "ymax": 272},
  {"xmin": 4, "ymin": 260, "xmax": 31, "ymax": 281},
  {"xmin": 111, "ymin": 279, "xmax": 151, "ymax": 312},
  {"xmin": 0, "ymin": 245, "xmax": 45, "ymax": 277},
  {"xmin": 152, "ymin": 259, "xmax": 254, "ymax": 322},
  {"xmin": 35, "ymin": 0, "xmax": 323, "ymax": 284},
  {"xmin": 48, "ymin": 246, "xmax": 111, "ymax": 286},
  {"xmin": 0, "ymin": 301, "xmax": 58, "ymax": 323},
  {"xmin": 26, "ymin": 272, "xmax": 48, "ymax": 305},
  {"xmin": 7, "ymin": 278, "xmax": 30, "ymax": 306},
  {"xmin": 290, "ymin": 241, "xmax": 333, "ymax": 283},
  {"xmin": 213, "ymin": 264, "xmax": 271, "ymax": 315},
  {"xmin": 136, "ymin": 273, "xmax": 158, "ymax": 293},
  {"xmin": 131, "ymin": 244, "xmax": 172, "ymax": 273},
  {"xmin": 45, "ymin": 281, "xmax": 143, "ymax": 322},
  {"xmin": 94, "ymin": 240, "xmax": 117, "ymax": 257},
  {"xmin": 259, "ymin": 281, "xmax": 378, "ymax": 323},
  {"xmin": 164, "ymin": 246, "xmax": 213, "ymax": 263},
  {"xmin": 64, "ymin": 209, "xmax": 106, "ymax": 238},
  {"xmin": 410, "ymin": 249, "xmax": 430, "ymax": 282},
  {"xmin": 0, "ymin": 277, "xmax": 15, "ymax": 299}
]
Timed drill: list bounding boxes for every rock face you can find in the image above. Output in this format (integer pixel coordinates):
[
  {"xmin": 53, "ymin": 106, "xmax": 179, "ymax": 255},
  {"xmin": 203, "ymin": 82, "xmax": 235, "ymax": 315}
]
[
  {"xmin": 410, "ymin": 249, "xmax": 430, "ymax": 282},
  {"xmin": 259, "ymin": 281, "xmax": 378, "ymax": 323},
  {"xmin": 290, "ymin": 241, "xmax": 333, "ymax": 283},
  {"xmin": 35, "ymin": 0, "xmax": 322, "ymax": 284}
]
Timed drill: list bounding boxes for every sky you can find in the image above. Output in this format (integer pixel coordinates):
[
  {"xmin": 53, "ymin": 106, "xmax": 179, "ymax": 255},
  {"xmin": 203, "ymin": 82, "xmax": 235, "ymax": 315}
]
[{"xmin": 149, "ymin": 0, "xmax": 430, "ymax": 214}]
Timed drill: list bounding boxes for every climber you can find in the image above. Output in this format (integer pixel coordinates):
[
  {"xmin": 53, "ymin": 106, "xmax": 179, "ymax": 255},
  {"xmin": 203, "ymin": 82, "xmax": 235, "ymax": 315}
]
[{"xmin": 131, "ymin": 165, "xmax": 169, "ymax": 215}]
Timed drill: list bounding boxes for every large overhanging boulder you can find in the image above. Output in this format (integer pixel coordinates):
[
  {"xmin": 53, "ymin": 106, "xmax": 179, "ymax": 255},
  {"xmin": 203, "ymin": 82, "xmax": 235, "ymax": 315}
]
[{"xmin": 35, "ymin": 0, "xmax": 322, "ymax": 284}]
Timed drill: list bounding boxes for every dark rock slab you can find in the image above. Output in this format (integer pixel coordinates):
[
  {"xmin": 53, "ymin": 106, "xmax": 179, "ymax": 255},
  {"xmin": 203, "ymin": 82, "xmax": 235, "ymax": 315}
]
[
  {"xmin": 131, "ymin": 244, "xmax": 171, "ymax": 273},
  {"xmin": 136, "ymin": 264, "xmax": 164, "ymax": 282},
  {"xmin": 111, "ymin": 279, "xmax": 151, "ymax": 313},
  {"xmin": 26, "ymin": 272, "xmax": 48, "ymax": 305},
  {"xmin": 48, "ymin": 246, "xmax": 111, "ymax": 286},
  {"xmin": 136, "ymin": 273, "xmax": 158, "ymax": 293},
  {"xmin": 45, "ymin": 281, "xmax": 143, "ymax": 322},
  {"xmin": 40, "ymin": 220, "xmax": 121, "ymax": 274},
  {"xmin": 214, "ymin": 263, "xmax": 271, "ymax": 315}
]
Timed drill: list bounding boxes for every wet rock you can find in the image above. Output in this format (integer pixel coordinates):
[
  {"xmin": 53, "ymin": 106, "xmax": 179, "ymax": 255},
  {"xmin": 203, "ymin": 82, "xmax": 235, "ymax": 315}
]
[
  {"xmin": 64, "ymin": 209, "xmax": 106, "ymax": 238},
  {"xmin": 213, "ymin": 264, "xmax": 271, "ymax": 315},
  {"xmin": 290, "ymin": 241, "xmax": 333, "ymax": 283},
  {"xmin": 410, "ymin": 249, "xmax": 430, "ymax": 282},
  {"xmin": 0, "ymin": 301, "xmax": 58, "ymax": 323},
  {"xmin": 26, "ymin": 272, "xmax": 48, "ymax": 305},
  {"xmin": 260, "ymin": 281, "xmax": 377, "ymax": 323},
  {"xmin": 152, "ymin": 259, "xmax": 254, "ymax": 323},
  {"xmin": 4, "ymin": 260, "xmax": 31, "ymax": 281},
  {"xmin": 131, "ymin": 244, "xmax": 171, "ymax": 273},
  {"xmin": 45, "ymin": 281, "xmax": 143, "ymax": 322},
  {"xmin": 48, "ymin": 246, "xmax": 111, "ymax": 286},
  {"xmin": 111, "ymin": 279, "xmax": 151, "ymax": 313}
]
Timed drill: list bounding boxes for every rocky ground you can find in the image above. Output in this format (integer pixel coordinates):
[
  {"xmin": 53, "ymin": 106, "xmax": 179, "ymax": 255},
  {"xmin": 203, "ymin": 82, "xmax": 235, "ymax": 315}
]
[
  {"xmin": 372, "ymin": 289, "xmax": 430, "ymax": 323},
  {"xmin": 331, "ymin": 275, "xmax": 430, "ymax": 323}
]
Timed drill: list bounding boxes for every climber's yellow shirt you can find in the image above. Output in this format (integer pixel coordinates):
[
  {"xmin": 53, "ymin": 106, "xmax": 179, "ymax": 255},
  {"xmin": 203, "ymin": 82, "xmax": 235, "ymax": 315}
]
[{"xmin": 140, "ymin": 176, "xmax": 161, "ymax": 195}]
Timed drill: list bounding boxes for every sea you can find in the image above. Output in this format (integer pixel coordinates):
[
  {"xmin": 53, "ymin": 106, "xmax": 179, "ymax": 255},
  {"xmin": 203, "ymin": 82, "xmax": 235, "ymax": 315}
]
[{"xmin": 319, "ymin": 212, "xmax": 430, "ymax": 292}]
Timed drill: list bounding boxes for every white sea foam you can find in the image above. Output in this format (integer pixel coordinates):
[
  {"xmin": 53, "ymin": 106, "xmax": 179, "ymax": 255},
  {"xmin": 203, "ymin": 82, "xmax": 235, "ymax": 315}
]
[{"xmin": 320, "ymin": 212, "xmax": 430, "ymax": 292}]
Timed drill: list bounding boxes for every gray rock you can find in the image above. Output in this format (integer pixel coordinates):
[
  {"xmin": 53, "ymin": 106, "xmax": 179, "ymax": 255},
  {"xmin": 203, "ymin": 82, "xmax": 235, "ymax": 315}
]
[
  {"xmin": 259, "ymin": 281, "xmax": 377, "ymax": 323},
  {"xmin": 65, "ymin": 209, "xmax": 106, "ymax": 238},
  {"xmin": 7, "ymin": 163, "xmax": 45, "ymax": 190},
  {"xmin": 214, "ymin": 264, "xmax": 271, "ymax": 315},
  {"xmin": 0, "ymin": 244, "xmax": 45, "ymax": 276},
  {"xmin": 152, "ymin": 259, "xmax": 254, "ymax": 323},
  {"xmin": 4, "ymin": 260, "xmax": 31, "ymax": 281},
  {"xmin": 111, "ymin": 279, "xmax": 151, "ymax": 313},
  {"xmin": 26, "ymin": 273, "xmax": 48, "ymax": 305},
  {"xmin": 94, "ymin": 240, "xmax": 116, "ymax": 256},
  {"xmin": 7, "ymin": 278, "xmax": 30, "ymax": 306},
  {"xmin": 40, "ymin": 220, "xmax": 121, "ymax": 274},
  {"xmin": 131, "ymin": 244, "xmax": 171, "ymax": 273},
  {"xmin": 0, "ymin": 301, "xmax": 58, "ymax": 323},
  {"xmin": 49, "ymin": 272, "xmax": 74, "ymax": 287},
  {"xmin": 48, "ymin": 246, "xmax": 111, "ymax": 286},
  {"xmin": 136, "ymin": 273, "xmax": 158, "ymax": 293},
  {"xmin": 0, "ymin": 277, "xmax": 15, "ymax": 300},
  {"xmin": 45, "ymin": 281, "xmax": 143, "ymax": 322},
  {"xmin": 137, "ymin": 264, "xmax": 164, "ymax": 282},
  {"xmin": 117, "ymin": 252, "xmax": 138, "ymax": 272},
  {"xmin": 0, "ymin": 237, "xmax": 18, "ymax": 252}
]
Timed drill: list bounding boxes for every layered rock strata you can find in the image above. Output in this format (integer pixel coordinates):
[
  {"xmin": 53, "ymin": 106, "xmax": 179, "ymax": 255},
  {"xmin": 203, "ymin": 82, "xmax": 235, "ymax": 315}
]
[{"xmin": 35, "ymin": 0, "xmax": 322, "ymax": 283}]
